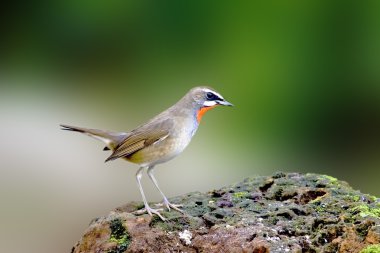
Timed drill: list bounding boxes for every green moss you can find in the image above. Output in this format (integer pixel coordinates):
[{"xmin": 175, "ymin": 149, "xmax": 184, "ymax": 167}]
[
  {"xmin": 360, "ymin": 244, "xmax": 380, "ymax": 253},
  {"xmin": 351, "ymin": 205, "xmax": 380, "ymax": 218},
  {"xmin": 108, "ymin": 218, "xmax": 130, "ymax": 253},
  {"xmin": 151, "ymin": 212, "xmax": 200, "ymax": 232},
  {"xmin": 343, "ymin": 193, "xmax": 362, "ymax": 203},
  {"xmin": 345, "ymin": 194, "xmax": 379, "ymax": 203},
  {"xmin": 322, "ymin": 175, "xmax": 338, "ymax": 184},
  {"xmin": 109, "ymin": 236, "xmax": 129, "ymax": 246},
  {"xmin": 369, "ymin": 195, "xmax": 379, "ymax": 202},
  {"xmin": 233, "ymin": 191, "xmax": 250, "ymax": 199},
  {"xmin": 314, "ymin": 204, "xmax": 325, "ymax": 213}
]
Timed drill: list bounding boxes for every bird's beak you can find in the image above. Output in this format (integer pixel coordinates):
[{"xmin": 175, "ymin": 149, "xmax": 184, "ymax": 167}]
[{"xmin": 218, "ymin": 100, "xmax": 234, "ymax": 106}]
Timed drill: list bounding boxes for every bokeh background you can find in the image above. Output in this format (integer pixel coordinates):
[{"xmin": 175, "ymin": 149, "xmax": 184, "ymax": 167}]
[{"xmin": 1, "ymin": 1, "xmax": 379, "ymax": 253}]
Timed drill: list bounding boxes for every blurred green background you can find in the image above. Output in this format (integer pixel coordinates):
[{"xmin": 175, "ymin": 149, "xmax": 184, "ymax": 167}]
[{"xmin": 1, "ymin": 1, "xmax": 379, "ymax": 253}]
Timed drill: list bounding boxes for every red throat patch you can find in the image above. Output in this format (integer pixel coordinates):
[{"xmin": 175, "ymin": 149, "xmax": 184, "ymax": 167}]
[{"xmin": 197, "ymin": 105, "xmax": 217, "ymax": 123}]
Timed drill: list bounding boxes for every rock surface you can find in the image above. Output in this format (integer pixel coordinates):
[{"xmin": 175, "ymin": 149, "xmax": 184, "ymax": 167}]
[{"xmin": 71, "ymin": 172, "xmax": 380, "ymax": 253}]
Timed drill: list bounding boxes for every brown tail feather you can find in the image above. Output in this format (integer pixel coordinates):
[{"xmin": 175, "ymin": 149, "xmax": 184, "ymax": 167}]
[{"xmin": 60, "ymin": 124, "xmax": 128, "ymax": 151}]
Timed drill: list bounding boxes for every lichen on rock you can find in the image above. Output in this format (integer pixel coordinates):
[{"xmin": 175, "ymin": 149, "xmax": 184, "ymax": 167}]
[
  {"xmin": 108, "ymin": 218, "xmax": 130, "ymax": 253},
  {"xmin": 72, "ymin": 172, "xmax": 380, "ymax": 253},
  {"xmin": 360, "ymin": 244, "xmax": 380, "ymax": 253}
]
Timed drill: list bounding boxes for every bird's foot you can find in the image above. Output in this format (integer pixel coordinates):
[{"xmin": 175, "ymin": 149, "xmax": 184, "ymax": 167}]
[
  {"xmin": 133, "ymin": 206, "xmax": 166, "ymax": 221},
  {"xmin": 155, "ymin": 198, "xmax": 184, "ymax": 213}
]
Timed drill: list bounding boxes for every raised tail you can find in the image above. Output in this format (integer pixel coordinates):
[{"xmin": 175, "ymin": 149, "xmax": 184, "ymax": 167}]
[{"xmin": 60, "ymin": 124, "xmax": 128, "ymax": 151}]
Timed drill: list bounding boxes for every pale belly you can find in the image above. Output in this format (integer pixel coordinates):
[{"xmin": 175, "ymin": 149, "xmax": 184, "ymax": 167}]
[{"xmin": 126, "ymin": 130, "xmax": 194, "ymax": 166}]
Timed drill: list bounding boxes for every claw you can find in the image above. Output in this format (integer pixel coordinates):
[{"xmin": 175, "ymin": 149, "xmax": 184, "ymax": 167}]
[
  {"xmin": 133, "ymin": 206, "xmax": 166, "ymax": 221},
  {"xmin": 160, "ymin": 198, "xmax": 184, "ymax": 213}
]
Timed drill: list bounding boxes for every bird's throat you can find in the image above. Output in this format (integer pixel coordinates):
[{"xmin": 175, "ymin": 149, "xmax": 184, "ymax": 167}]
[{"xmin": 197, "ymin": 105, "xmax": 217, "ymax": 123}]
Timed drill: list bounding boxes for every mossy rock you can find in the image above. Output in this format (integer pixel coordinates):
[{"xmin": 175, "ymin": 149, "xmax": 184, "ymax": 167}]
[{"xmin": 72, "ymin": 172, "xmax": 380, "ymax": 253}]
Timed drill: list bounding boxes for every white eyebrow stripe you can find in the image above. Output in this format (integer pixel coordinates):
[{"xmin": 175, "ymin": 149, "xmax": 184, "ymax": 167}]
[{"xmin": 202, "ymin": 88, "xmax": 224, "ymax": 100}]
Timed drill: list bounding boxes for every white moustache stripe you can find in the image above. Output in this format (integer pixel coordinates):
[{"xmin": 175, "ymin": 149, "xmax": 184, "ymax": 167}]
[{"xmin": 203, "ymin": 100, "xmax": 218, "ymax": 107}]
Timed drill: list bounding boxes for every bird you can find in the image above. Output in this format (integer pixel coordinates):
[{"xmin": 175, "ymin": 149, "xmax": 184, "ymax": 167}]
[{"xmin": 61, "ymin": 86, "xmax": 233, "ymax": 220}]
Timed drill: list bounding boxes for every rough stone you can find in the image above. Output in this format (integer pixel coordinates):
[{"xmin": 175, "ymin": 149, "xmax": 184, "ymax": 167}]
[{"xmin": 71, "ymin": 172, "xmax": 380, "ymax": 253}]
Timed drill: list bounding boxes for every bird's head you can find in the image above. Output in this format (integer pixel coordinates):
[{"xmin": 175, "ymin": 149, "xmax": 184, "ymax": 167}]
[{"xmin": 187, "ymin": 86, "xmax": 233, "ymax": 123}]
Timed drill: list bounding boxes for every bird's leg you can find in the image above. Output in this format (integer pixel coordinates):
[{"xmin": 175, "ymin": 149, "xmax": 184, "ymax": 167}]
[
  {"xmin": 134, "ymin": 166, "xmax": 166, "ymax": 221},
  {"xmin": 147, "ymin": 166, "xmax": 184, "ymax": 213}
]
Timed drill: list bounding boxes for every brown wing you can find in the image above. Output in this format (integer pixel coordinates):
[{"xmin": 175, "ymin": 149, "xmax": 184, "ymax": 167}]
[{"xmin": 104, "ymin": 119, "xmax": 172, "ymax": 162}]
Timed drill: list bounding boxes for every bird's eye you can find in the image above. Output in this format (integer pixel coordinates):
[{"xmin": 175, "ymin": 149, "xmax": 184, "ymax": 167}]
[{"xmin": 206, "ymin": 92, "xmax": 215, "ymax": 100}]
